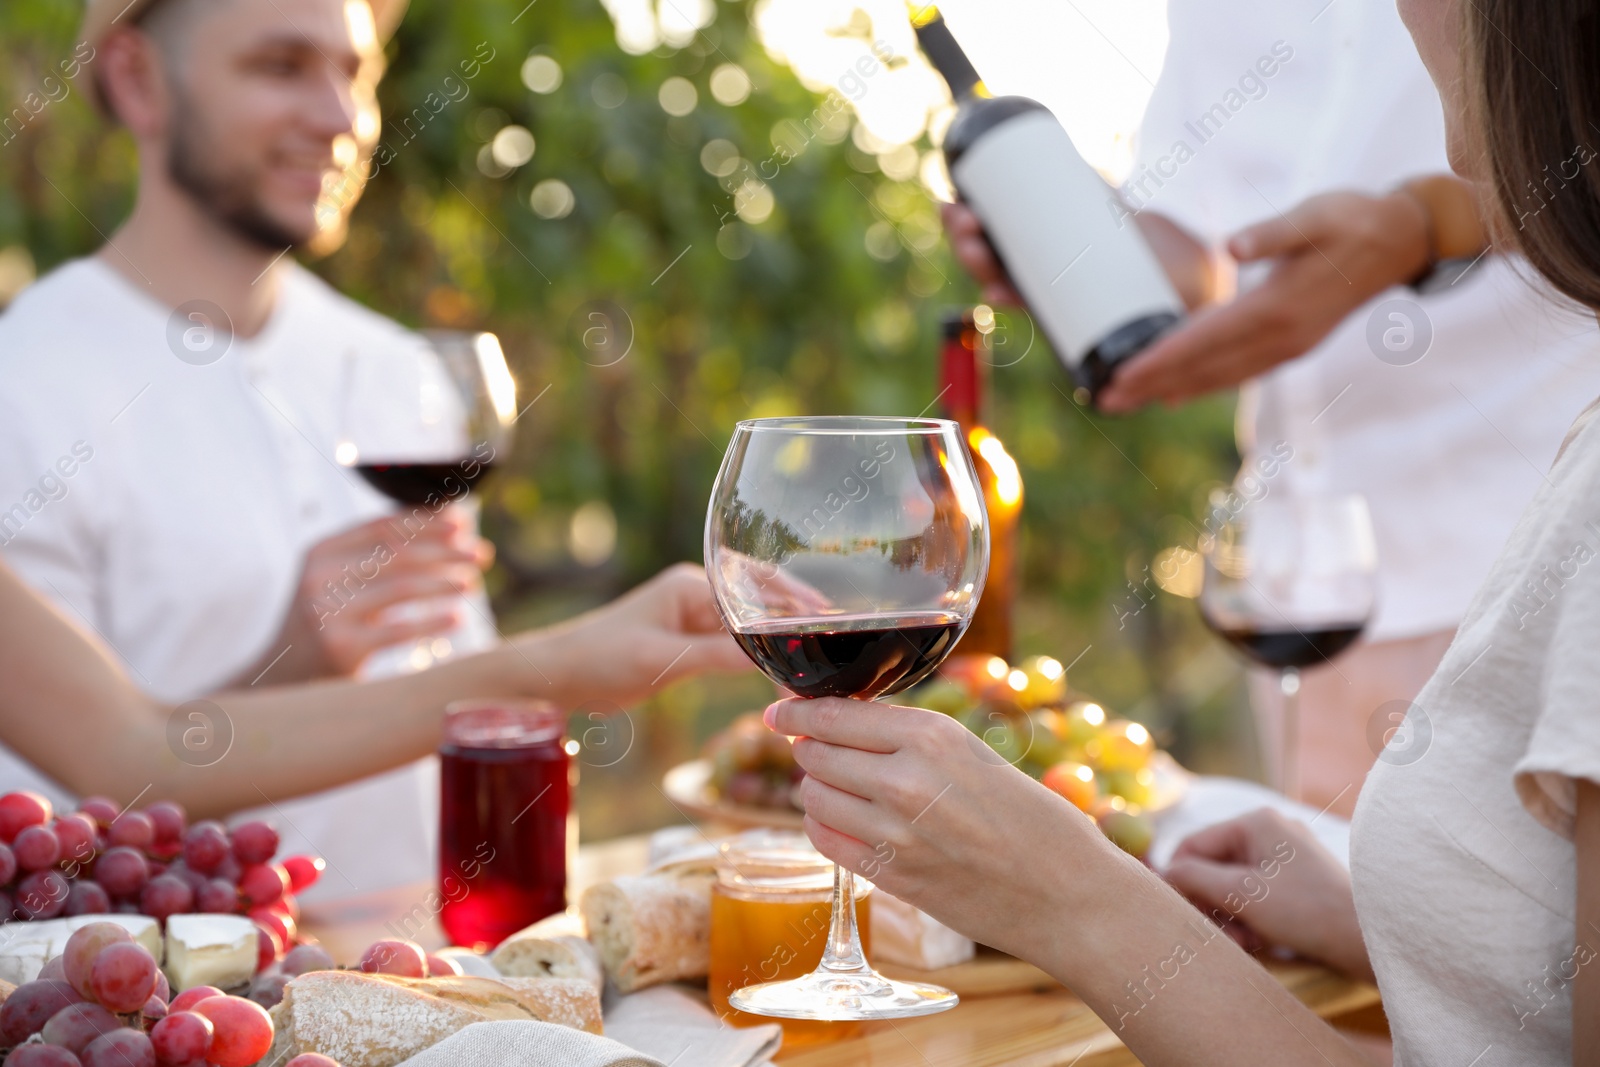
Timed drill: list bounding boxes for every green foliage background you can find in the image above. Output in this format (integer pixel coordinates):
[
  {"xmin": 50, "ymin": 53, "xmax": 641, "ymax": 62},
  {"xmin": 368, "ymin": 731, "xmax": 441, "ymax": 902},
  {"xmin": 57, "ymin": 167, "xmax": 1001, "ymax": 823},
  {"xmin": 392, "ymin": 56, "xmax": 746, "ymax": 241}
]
[{"xmin": 0, "ymin": 0, "xmax": 1256, "ymax": 835}]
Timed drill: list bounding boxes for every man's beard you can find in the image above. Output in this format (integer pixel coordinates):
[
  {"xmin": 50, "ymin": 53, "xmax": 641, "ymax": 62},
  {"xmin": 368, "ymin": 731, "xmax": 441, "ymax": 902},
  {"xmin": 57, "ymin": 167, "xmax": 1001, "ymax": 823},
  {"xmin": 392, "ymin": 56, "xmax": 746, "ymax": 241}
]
[{"xmin": 165, "ymin": 91, "xmax": 312, "ymax": 252}]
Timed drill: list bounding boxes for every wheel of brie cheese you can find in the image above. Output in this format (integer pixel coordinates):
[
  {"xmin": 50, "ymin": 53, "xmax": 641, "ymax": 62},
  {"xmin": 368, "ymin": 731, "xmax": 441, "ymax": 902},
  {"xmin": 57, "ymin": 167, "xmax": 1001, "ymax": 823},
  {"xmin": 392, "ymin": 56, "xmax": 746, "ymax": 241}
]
[{"xmin": 0, "ymin": 913, "xmax": 162, "ymax": 985}]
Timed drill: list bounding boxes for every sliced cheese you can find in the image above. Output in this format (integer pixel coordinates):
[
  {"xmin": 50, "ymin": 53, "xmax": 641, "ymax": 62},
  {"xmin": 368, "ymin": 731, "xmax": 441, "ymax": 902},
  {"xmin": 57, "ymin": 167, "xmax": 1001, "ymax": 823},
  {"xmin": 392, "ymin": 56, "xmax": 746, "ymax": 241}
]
[
  {"xmin": 0, "ymin": 914, "xmax": 162, "ymax": 985},
  {"xmin": 164, "ymin": 913, "xmax": 257, "ymax": 992}
]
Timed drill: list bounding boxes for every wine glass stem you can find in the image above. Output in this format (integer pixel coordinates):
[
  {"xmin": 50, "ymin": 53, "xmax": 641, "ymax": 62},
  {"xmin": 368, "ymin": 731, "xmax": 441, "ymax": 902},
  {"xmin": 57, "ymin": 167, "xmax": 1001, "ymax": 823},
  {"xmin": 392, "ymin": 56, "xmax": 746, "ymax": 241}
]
[
  {"xmin": 818, "ymin": 861, "xmax": 872, "ymax": 976},
  {"xmin": 1280, "ymin": 666, "xmax": 1301, "ymax": 802}
]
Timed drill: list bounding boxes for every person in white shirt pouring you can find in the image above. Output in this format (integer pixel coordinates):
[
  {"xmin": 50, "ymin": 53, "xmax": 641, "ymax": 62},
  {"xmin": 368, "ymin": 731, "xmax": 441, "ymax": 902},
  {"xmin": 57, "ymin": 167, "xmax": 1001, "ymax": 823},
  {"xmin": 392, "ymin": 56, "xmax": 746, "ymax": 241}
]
[{"xmin": 942, "ymin": 0, "xmax": 1600, "ymax": 815}]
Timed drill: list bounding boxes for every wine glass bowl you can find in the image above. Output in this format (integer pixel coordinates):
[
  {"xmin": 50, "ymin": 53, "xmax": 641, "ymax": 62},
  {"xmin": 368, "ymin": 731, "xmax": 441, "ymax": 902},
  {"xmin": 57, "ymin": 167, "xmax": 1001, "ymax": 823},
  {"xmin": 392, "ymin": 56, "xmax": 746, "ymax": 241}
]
[
  {"xmin": 708, "ymin": 417, "xmax": 989, "ymax": 700},
  {"xmin": 338, "ymin": 330, "xmax": 516, "ymax": 506},
  {"xmin": 704, "ymin": 416, "xmax": 987, "ymax": 1020}
]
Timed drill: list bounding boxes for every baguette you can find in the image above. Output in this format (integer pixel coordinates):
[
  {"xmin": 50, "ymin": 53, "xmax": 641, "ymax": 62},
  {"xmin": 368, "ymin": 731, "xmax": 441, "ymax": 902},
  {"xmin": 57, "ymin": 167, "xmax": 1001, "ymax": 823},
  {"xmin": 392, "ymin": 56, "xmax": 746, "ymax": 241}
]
[
  {"xmin": 579, "ymin": 870, "xmax": 714, "ymax": 993},
  {"xmin": 375, "ymin": 974, "xmax": 601, "ymax": 1032},
  {"xmin": 490, "ymin": 911, "xmax": 603, "ymax": 992},
  {"xmin": 267, "ymin": 970, "xmax": 601, "ymax": 1067}
]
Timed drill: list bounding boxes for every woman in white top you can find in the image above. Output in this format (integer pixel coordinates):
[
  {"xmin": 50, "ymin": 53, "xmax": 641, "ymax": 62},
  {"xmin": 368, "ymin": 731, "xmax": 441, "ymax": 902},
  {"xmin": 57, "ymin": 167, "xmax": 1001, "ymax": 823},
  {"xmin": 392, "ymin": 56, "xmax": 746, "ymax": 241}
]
[{"xmin": 771, "ymin": 0, "xmax": 1600, "ymax": 1062}]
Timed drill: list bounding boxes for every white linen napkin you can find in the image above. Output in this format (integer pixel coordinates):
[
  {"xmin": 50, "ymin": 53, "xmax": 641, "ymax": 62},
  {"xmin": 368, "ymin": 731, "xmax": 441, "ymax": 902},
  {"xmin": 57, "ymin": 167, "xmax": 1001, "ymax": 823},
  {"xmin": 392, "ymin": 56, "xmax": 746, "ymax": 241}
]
[
  {"xmin": 603, "ymin": 984, "xmax": 782, "ymax": 1067},
  {"xmin": 395, "ymin": 1020, "xmax": 664, "ymax": 1066}
]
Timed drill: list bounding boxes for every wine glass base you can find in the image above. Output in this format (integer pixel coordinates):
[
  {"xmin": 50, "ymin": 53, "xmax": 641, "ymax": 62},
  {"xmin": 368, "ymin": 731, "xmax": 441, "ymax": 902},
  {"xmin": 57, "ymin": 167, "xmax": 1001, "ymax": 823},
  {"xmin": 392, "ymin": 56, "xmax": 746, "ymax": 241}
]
[{"xmin": 728, "ymin": 970, "xmax": 959, "ymax": 1021}]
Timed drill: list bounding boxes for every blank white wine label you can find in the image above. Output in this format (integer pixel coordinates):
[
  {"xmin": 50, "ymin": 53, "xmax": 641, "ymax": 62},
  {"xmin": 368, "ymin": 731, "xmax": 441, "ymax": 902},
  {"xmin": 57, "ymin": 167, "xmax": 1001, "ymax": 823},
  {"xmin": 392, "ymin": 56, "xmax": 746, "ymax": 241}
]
[{"xmin": 952, "ymin": 111, "xmax": 1181, "ymax": 368}]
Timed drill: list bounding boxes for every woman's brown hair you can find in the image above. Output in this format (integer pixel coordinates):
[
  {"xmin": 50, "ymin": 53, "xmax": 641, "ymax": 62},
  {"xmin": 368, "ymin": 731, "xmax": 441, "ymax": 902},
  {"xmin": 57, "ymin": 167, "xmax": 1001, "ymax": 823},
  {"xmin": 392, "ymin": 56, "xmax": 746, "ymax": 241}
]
[{"xmin": 1468, "ymin": 0, "xmax": 1600, "ymax": 309}]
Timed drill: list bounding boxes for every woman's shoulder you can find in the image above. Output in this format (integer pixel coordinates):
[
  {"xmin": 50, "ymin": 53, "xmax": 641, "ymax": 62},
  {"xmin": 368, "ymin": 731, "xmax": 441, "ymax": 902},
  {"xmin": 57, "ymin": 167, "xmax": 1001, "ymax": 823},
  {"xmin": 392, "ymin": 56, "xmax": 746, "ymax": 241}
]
[{"xmin": 1535, "ymin": 398, "xmax": 1600, "ymax": 520}]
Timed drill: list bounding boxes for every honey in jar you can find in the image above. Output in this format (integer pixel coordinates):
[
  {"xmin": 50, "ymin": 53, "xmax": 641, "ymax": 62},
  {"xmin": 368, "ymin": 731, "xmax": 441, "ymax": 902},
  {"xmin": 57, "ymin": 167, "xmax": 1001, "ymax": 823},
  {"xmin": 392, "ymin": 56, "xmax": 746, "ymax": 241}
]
[{"xmin": 709, "ymin": 831, "xmax": 874, "ymax": 1048}]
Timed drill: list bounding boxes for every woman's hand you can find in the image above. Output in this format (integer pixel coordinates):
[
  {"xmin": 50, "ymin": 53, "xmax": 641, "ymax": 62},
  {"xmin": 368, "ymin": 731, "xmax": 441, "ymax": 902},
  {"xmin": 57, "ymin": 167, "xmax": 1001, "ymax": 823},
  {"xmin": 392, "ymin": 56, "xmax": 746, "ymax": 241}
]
[
  {"xmin": 767, "ymin": 698, "xmax": 1367, "ymax": 1064},
  {"xmin": 521, "ymin": 563, "xmax": 752, "ymax": 709},
  {"xmin": 764, "ymin": 696, "xmax": 1122, "ymax": 960},
  {"xmin": 1164, "ymin": 809, "xmax": 1374, "ymax": 983}
]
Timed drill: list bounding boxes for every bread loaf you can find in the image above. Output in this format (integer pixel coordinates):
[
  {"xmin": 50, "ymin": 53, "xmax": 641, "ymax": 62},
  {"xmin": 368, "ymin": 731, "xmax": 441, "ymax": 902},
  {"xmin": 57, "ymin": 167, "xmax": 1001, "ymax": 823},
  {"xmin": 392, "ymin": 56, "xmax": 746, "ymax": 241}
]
[
  {"xmin": 267, "ymin": 970, "xmax": 601, "ymax": 1067},
  {"xmin": 491, "ymin": 911, "xmax": 603, "ymax": 992},
  {"xmin": 376, "ymin": 974, "xmax": 601, "ymax": 1032},
  {"xmin": 579, "ymin": 870, "xmax": 713, "ymax": 993}
]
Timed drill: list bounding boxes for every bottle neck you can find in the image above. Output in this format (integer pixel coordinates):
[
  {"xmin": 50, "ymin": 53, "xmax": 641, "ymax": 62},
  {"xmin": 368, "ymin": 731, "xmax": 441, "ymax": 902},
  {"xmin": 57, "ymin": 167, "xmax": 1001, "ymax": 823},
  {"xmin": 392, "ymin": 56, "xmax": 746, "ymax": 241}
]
[
  {"xmin": 938, "ymin": 329, "xmax": 983, "ymax": 428},
  {"xmin": 912, "ymin": 11, "xmax": 983, "ymax": 101}
]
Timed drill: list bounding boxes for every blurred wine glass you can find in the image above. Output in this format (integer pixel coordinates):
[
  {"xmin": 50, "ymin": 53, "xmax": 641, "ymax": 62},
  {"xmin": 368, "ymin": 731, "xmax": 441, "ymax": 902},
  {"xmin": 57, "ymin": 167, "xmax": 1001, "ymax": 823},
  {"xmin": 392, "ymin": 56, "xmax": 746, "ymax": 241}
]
[
  {"xmin": 1198, "ymin": 493, "xmax": 1377, "ymax": 800},
  {"xmin": 704, "ymin": 416, "xmax": 988, "ymax": 1021},
  {"xmin": 337, "ymin": 330, "xmax": 516, "ymax": 673}
]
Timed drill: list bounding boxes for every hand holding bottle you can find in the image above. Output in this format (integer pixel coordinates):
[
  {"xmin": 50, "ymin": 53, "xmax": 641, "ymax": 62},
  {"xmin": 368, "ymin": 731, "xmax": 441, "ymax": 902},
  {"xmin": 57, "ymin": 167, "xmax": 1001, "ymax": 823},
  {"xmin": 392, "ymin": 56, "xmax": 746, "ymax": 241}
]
[
  {"xmin": 915, "ymin": 8, "xmax": 1182, "ymax": 402},
  {"xmin": 942, "ymin": 202, "xmax": 1218, "ymax": 316},
  {"xmin": 940, "ymin": 202, "xmax": 1023, "ymax": 308},
  {"xmin": 1098, "ymin": 190, "xmax": 1436, "ymax": 412}
]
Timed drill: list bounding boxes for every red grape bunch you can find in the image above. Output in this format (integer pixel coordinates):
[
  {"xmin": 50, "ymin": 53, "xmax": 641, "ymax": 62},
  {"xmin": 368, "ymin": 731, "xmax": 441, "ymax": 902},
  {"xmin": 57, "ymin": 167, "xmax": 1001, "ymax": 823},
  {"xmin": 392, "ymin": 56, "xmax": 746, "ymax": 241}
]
[
  {"xmin": 0, "ymin": 793, "xmax": 326, "ymax": 975},
  {"xmin": 0, "ymin": 922, "xmax": 288, "ymax": 1067}
]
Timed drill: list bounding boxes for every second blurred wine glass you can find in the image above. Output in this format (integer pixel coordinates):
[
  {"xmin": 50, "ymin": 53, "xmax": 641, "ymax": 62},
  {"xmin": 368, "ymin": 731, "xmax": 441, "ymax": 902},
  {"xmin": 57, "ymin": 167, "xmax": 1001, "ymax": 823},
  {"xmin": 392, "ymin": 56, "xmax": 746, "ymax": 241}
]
[
  {"xmin": 337, "ymin": 330, "xmax": 516, "ymax": 673},
  {"xmin": 1198, "ymin": 493, "xmax": 1377, "ymax": 800}
]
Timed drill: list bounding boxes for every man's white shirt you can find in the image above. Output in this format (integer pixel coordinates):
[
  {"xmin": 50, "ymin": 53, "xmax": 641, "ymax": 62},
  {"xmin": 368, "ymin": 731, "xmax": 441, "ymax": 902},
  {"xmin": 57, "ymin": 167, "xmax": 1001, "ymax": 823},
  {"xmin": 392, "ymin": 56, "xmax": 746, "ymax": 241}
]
[{"xmin": 0, "ymin": 256, "xmax": 497, "ymax": 900}]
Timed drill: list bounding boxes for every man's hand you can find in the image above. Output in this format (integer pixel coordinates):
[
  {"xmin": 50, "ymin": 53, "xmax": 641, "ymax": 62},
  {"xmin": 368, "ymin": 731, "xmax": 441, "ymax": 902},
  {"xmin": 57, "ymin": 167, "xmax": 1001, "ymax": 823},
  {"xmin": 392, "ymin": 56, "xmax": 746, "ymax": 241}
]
[
  {"xmin": 523, "ymin": 563, "xmax": 752, "ymax": 709},
  {"xmin": 235, "ymin": 510, "xmax": 491, "ymax": 685},
  {"xmin": 1098, "ymin": 190, "xmax": 1432, "ymax": 412},
  {"xmin": 942, "ymin": 202, "xmax": 1025, "ymax": 307},
  {"xmin": 1164, "ymin": 808, "xmax": 1374, "ymax": 983}
]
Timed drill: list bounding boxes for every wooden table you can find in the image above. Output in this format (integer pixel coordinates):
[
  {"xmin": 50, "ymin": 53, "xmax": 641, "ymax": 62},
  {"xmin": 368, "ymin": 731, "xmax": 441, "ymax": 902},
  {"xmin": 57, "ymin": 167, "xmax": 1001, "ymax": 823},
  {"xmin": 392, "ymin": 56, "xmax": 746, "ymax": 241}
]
[{"xmin": 300, "ymin": 835, "xmax": 1385, "ymax": 1066}]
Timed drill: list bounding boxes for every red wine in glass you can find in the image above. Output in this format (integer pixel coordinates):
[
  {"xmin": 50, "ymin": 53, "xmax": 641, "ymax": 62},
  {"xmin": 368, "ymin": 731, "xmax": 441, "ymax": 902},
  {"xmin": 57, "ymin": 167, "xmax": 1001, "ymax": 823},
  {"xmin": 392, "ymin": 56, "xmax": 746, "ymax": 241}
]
[
  {"xmin": 730, "ymin": 611, "xmax": 966, "ymax": 700},
  {"xmin": 357, "ymin": 460, "xmax": 498, "ymax": 506},
  {"xmin": 1208, "ymin": 622, "xmax": 1365, "ymax": 671},
  {"xmin": 438, "ymin": 701, "xmax": 572, "ymax": 951}
]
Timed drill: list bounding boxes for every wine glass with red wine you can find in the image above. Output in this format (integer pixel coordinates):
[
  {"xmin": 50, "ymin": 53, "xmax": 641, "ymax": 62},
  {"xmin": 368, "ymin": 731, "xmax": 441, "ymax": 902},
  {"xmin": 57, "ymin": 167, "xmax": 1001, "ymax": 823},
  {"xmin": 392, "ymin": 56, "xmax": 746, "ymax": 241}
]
[
  {"xmin": 337, "ymin": 330, "xmax": 517, "ymax": 506},
  {"xmin": 336, "ymin": 331, "xmax": 517, "ymax": 671},
  {"xmin": 1198, "ymin": 493, "xmax": 1377, "ymax": 800},
  {"xmin": 705, "ymin": 416, "xmax": 989, "ymax": 1021}
]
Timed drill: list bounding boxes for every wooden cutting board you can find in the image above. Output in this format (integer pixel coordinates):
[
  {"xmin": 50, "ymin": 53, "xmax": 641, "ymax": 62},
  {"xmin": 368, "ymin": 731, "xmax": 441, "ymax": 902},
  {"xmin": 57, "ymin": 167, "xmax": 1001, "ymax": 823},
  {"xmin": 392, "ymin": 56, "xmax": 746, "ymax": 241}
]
[
  {"xmin": 775, "ymin": 960, "xmax": 1383, "ymax": 1066},
  {"xmin": 878, "ymin": 945, "xmax": 1064, "ymax": 997}
]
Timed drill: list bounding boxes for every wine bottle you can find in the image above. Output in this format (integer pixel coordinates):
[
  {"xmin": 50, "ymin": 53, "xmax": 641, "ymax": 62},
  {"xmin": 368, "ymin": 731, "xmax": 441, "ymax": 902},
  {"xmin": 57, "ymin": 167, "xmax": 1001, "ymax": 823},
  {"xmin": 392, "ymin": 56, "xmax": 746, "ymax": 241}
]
[
  {"xmin": 940, "ymin": 309, "xmax": 1021, "ymax": 661},
  {"xmin": 913, "ymin": 7, "xmax": 1183, "ymax": 404}
]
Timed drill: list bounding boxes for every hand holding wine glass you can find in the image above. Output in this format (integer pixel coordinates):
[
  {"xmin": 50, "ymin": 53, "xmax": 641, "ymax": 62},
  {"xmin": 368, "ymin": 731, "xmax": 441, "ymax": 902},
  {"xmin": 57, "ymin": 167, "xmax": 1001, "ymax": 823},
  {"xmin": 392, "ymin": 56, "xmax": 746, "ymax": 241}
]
[{"xmin": 705, "ymin": 416, "xmax": 989, "ymax": 1020}]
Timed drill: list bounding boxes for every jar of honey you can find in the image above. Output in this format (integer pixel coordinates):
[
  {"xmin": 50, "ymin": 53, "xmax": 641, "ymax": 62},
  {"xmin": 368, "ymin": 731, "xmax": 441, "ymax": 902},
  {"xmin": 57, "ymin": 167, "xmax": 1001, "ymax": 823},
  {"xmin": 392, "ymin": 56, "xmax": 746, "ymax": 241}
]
[{"xmin": 709, "ymin": 830, "xmax": 874, "ymax": 1047}]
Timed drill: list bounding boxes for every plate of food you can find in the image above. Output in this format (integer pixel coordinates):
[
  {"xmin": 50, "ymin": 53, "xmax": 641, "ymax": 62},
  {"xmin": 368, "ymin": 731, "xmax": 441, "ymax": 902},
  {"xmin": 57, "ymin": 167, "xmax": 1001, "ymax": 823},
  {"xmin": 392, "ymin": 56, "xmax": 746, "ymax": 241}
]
[
  {"xmin": 663, "ymin": 652, "xmax": 1189, "ymax": 859},
  {"xmin": 662, "ymin": 715, "xmax": 805, "ymax": 831}
]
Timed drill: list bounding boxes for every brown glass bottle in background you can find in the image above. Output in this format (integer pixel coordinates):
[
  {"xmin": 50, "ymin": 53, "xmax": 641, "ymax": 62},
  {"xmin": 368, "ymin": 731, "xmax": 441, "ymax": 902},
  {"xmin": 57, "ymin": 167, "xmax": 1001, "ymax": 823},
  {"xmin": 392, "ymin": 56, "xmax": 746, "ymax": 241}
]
[{"xmin": 939, "ymin": 309, "xmax": 1022, "ymax": 661}]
